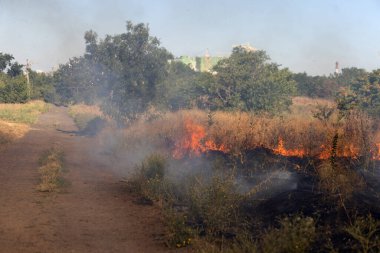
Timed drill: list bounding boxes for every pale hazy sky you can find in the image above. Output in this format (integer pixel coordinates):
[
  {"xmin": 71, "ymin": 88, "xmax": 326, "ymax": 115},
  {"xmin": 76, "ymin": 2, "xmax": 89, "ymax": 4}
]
[{"xmin": 0, "ymin": 0, "xmax": 379, "ymax": 75}]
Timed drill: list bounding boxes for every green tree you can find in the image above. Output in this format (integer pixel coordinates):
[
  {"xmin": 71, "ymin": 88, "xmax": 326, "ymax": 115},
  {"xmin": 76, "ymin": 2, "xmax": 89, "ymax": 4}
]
[
  {"xmin": 155, "ymin": 61, "xmax": 200, "ymax": 110},
  {"xmin": 337, "ymin": 69, "xmax": 380, "ymax": 118},
  {"xmin": 54, "ymin": 57, "xmax": 100, "ymax": 105},
  {"xmin": 0, "ymin": 74, "xmax": 28, "ymax": 103},
  {"xmin": 196, "ymin": 46, "xmax": 296, "ymax": 113},
  {"xmin": 87, "ymin": 21, "xmax": 172, "ymax": 123},
  {"xmin": 7, "ymin": 62, "xmax": 24, "ymax": 77},
  {"xmin": 28, "ymin": 70, "xmax": 55, "ymax": 101},
  {"xmin": 0, "ymin": 52, "xmax": 14, "ymax": 72},
  {"xmin": 0, "ymin": 52, "xmax": 28, "ymax": 102},
  {"xmin": 335, "ymin": 67, "xmax": 367, "ymax": 87},
  {"xmin": 293, "ymin": 73, "xmax": 339, "ymax": 98}
]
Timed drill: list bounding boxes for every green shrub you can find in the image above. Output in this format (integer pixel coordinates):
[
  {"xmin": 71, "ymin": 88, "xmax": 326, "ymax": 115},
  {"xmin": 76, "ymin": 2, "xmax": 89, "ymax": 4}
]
[
  {"xmin": 127, "ymin": 154, "xmax": 169, "ymax": 201},
  {"xmin": 164, "ymin": 209, "xmax": 195, "ymax": 248},
  {"xmin": 0, "ymin": 74, "xmax": 28, "ymax": 103},
  {"xmin": 187, "ymin": 175, "xmax": 244, "ymax": 238},
  {"xmin": 260, "ymin": 216, "xmax": 316, "ymax": 253}
]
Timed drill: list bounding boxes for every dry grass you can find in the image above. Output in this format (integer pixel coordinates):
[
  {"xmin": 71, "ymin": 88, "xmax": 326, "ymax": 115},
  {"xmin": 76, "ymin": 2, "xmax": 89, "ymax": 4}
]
[
  {"xmin": 290, "ymin": 96, "xmax": 335, "ymax": 117},
  {"xmin": 0, "ymin": 100, "xmax": 48, "ymax": 149},
  {"xmin": 68, "ymin": 104, "xmax": 103, "ymax": 130},
  {"xmin": 0, "ymin": 100, "xmax": 49, "ymax": 124},
  {"xmin": 114, "ymin": 107, "xmax": 378, "ymax": 161},
  {"xmin": 0, "ymin": 120, "xmax": 29, "ymax": 147},
  {"xmin": 37, "ymin": 147, "xmax": 64, "ymax": 192},
  {"xmin": 68, "ymin": 103, "xmax": 103, "ymax": 117}
]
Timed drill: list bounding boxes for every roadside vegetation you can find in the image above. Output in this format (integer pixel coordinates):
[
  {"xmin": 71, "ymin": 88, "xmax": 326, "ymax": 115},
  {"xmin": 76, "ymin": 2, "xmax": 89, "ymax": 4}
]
[
  {"xmin": 2, "ymin": 21, "xmax": 380, "ymax": 252},
  {"xmin": 0, "ymin": 101, "xmax": 49, "ymax": 148},
  {"xmin": 121, "ymin": 101, "xmax": 380, "ymax": 252},
  {"xmin": 0, "ymin": 100, "xmax": 49, "ymax": 124},
  {"xmin": 37, "ymin": 147, "xmax": 65, "ymax": 192}
]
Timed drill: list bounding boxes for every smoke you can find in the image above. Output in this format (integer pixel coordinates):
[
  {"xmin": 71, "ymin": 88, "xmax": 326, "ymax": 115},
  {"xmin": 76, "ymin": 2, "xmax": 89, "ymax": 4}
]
[{"xmin": 0, "ymin": 0, "xmax": 144, "ymax": 71}]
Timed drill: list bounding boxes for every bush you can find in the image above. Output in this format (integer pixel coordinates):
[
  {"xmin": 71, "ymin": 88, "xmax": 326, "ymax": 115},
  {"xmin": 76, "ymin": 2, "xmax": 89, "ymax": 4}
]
[
  {"xmin": 127, "ymin": 154, "xmax": 171, "ymax": 202},
  {"xmin": 345, "ymin": 214, "xmax": 380, "ymax": 253},
  {"xmin": 187, "ymin": 174, "xmax": 244, "ymax": 238},
  {"xmin": 164, "ymin": 209, "xmax": 195, "ymax": 248},
  {"xmin": 261, "ymin": 216, "xmax": 316, "ymax": 253},
  {"xmin": 0, "ymin": 74, "xmax": 28, "ymax": 103}
]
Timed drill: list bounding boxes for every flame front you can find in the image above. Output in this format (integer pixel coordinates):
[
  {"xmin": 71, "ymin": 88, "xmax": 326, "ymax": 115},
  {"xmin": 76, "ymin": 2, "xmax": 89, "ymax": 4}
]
[
  {"xmin": 173, "ymin": 119, "xmax": 229, "ymax": 159},
  {"xmin": 172, "ymin": 119, "xmax": 380, "ymax": 160},
  {"xmin": 274, "ymin": 138, "xmax": 306, "ymax": 157}
]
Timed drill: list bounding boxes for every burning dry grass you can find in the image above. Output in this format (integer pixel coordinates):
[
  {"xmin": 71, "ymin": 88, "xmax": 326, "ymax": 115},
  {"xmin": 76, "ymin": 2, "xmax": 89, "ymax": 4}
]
[
  {"xmin": 118, "ymin": 106, "xmax": 380, "ymax": 252},
  {"xmin": 116, "ymin": 108, "xmax": 379, "ymax": 162}
]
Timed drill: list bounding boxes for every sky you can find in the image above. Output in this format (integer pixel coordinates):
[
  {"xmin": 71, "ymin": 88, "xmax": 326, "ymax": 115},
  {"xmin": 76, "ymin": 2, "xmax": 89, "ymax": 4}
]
[{"xmin": 0, "ymin": 0, "xmax": 379, "ymax": 75}]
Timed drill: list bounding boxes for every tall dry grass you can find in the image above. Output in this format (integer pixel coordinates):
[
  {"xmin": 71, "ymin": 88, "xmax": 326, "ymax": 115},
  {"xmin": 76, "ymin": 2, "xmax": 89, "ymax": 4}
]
[
  {"xmin": 0, "ymin": 100, "xmax": 49, "ymax": 124},
  {"xmin": 114, "ymin": 107, "xmax": 378, "ymax": 161}
]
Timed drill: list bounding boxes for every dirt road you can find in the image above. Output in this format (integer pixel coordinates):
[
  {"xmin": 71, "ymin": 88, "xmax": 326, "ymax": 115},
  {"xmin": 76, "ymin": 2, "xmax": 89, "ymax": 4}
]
[{"xmin": 0, "ymin": 106, "xmax": 173, "ymax": 253}]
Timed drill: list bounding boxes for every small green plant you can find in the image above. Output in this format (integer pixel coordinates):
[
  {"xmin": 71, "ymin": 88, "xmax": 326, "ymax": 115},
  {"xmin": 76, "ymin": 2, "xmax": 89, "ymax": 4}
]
[
  {"xmin": 187, "ymin": 174, "xmax": 244, "ymax": 239},
  {"xmin": 127, "ymin": 153, "xmax": 169, "ymax": 201},
  {"xmin": 37, "ymin": 147, "xmax": 65, "ymax": 192},
  {"xmin": 261, "ymin": 215, "xmax": 316, "ymax": 253},
  {"xmin": 164, "ymin": 209, "xmax": 195, "ymax": 248},
  {"xmin": 345, "ymin": 214, "xmax": 380, "ymax": 253}
]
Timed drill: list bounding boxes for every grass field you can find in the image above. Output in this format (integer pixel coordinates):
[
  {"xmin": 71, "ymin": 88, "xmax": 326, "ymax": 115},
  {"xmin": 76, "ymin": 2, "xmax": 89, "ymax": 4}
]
[
  {"xmin": 0, "ymin": 100, "xmax": 49, "ymax": 147},
  {"xmin": 0, "ymin": 100, "xmax": 49, "ymax": 124}
]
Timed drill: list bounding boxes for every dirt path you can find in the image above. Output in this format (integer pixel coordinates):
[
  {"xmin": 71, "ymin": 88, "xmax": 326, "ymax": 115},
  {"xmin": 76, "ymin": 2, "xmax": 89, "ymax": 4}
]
[{"xmin": 0, "ymin": 106, "xmax": 175, "ymax": 253}]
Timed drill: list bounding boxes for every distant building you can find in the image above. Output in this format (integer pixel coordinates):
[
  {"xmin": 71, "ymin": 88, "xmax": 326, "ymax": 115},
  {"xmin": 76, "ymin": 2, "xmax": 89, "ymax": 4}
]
[
  {"xmin": 233, "ymin": 43, "xmax": 257, "ymax": 52},
  {"xmin": 173, "ymin": 54, "xmax": 225, "ymax": 72},
  {"xmin": 335, "ymin": 61, "xmax": 341, "ymax": 75},
  {"xmin": 173, "ymin": 44, "xmax": 257, "ymax": 72}
]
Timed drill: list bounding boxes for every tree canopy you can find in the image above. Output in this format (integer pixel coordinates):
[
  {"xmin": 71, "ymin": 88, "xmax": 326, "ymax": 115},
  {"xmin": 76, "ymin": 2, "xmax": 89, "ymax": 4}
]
[
  {"xmin": 337, "ymin": 69, "xmax": 380, "ymax": 118},
  {"xmin": 55, "ymin": 21, "xmax": 172, "ymax": 124},
  {"xmin": 195, "ymin": 47, "xmax": 296, "ymax": 113}
]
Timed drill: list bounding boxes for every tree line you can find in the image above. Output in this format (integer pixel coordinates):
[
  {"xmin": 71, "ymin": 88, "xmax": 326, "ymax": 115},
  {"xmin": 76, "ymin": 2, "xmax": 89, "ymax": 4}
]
[{"xmin": 1, "ymin": 21, "xmax": 379, "ymax": 121}]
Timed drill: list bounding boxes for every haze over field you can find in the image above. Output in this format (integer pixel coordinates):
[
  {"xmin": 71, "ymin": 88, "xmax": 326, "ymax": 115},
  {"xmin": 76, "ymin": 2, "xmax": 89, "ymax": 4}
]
[{"xmin": 0, "ymin": 0, "xmax": 379, "ymax": 75}]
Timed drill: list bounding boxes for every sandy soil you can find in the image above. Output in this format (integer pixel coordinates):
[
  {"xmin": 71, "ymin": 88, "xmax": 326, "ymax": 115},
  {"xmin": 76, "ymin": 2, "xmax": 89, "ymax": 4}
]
[{"xmin": 0, "ymin": 106, "xmax": 179, "ymax": 253}]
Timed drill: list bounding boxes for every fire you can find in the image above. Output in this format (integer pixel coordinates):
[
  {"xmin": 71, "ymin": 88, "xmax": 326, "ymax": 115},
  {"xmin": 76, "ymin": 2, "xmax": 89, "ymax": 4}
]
[
  {"xmin": 173, "ymin": 119, "xmax": 229, "ymax": 159},
  {"xmin": 274, "ymin": 137, "xmax": 306, "ymax": 157},
  {"xmin": 319, "ymin": 145, "xmax": 331, "ymax": 159},
  {"xmin": 375, "ymin": 143, "xmax": 380, "ymax": 160},
  {"xmin": 172, "ymin": 120, "xmax": 380, "ymax": 161}
]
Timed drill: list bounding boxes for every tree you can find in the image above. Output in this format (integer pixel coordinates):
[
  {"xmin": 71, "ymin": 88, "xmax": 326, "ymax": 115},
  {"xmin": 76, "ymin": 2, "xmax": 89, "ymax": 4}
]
[
  {"xmin": 54, "ymin": 57, "xmax": 100, "ymax": 105},
  {"xmin": 0, "ymin": 52, "xmax": 28, "ymax": 103},
  {"xmin": 337, "ymin": 69, "xmax": 380, "ymax": 118},
  {"xmin": 28, "ymin": 70, "xmax": 55, "ymax": 101},
  {"xmin": 0, "ymin": 52, "xmax": 14, "ymax": 72},
  {"xmin": 7, "ymin": 62, "xmax": 24, "ymax": 77},
  {"xmin": 335, "ymin": 67, "xmax": 367, "ymax": 87},
  {"xmin": 196, "ymin": 46, "xmax": 296, "ymax": 113},
  {"xmin": 0, "ymin": 74, "xmax": 28, "ymax": 103},
  {"xmin": 85, "ymin": 21, "xmax": 172, "ymax": 123},
  {"xmin": 155, "ymin": 61, "xmax": 200, "ymax": 110}
]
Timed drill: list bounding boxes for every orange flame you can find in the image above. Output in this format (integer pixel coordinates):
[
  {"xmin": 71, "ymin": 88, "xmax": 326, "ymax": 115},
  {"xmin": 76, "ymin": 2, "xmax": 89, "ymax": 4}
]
[
  {"xmin": 374, "ymin": 143, "xmax": 380, "ymax": 160},
  {"xmin": 172, "ymin": 119, "xmax": 380, "ymax": 161},
  {"xmin": 274, "ymin": 138, "xmax": 306, "ymax": 157},
  {"xmin": 173, "ymin": 119, "xmax": 229, "ymax": 159}
]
